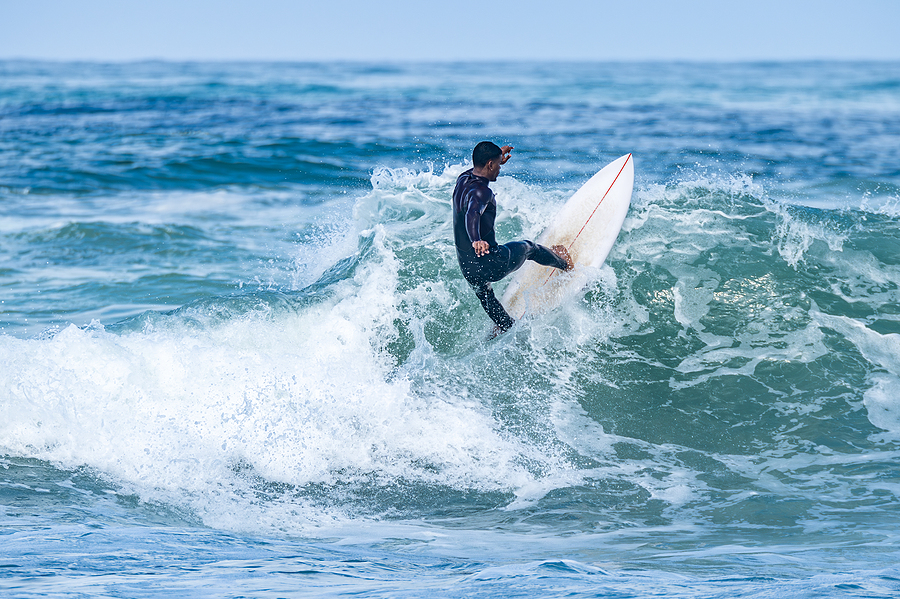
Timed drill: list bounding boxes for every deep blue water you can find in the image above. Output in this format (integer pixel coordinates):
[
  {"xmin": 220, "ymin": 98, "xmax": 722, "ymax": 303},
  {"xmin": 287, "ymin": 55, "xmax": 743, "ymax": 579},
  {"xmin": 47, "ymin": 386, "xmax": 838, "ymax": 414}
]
[{"xmin": 2, "ymin": 60, "xmax": 900, "ymax": 597}]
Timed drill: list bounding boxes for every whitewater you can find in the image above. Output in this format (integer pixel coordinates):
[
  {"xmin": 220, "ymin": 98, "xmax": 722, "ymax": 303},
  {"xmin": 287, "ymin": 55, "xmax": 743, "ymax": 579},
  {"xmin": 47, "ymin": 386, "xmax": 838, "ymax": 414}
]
[{"xmin": 2, "ymin": 60, "xmax": 900, "ymax": 597}]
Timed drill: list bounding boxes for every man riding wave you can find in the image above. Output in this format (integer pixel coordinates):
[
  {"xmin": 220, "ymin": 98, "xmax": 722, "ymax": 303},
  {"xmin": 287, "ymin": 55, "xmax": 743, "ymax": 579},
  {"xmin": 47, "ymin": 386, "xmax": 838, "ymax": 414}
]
[{"xmin": 453, "ymin": 141, "xmax": 573, "ymax": 333}]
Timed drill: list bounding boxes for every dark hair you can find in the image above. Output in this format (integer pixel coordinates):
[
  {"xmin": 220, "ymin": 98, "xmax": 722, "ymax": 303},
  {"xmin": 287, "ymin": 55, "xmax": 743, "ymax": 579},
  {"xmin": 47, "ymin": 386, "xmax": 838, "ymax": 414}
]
[{"xmin": 472, "ymin": 141, "xmax": 502, "ymax": 168}]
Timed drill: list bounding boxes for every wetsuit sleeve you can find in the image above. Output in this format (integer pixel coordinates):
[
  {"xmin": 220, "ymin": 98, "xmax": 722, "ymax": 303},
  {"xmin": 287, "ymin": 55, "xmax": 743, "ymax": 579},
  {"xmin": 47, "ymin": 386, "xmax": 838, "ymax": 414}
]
[{"xmin": 464, "ymin": 187, "xmax": 491, "ymax": 244}]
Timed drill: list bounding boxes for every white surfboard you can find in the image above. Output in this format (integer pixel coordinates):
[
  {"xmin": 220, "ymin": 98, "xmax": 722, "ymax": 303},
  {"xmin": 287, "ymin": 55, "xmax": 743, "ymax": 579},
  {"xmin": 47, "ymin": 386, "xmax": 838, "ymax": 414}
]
[{"xmin": 501, "ymin": 153, "xmax": 634, "ymax": 320}]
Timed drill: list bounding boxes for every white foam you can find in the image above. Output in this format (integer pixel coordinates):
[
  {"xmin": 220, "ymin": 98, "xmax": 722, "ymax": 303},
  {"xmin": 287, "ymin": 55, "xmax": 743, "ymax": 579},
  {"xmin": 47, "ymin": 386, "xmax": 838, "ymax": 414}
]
[
  {"xmin": 852, "ymin": 190, "xmax": 900, "ymax": 218},
  {"xmin": 810, "ymin": 310, "xmax": 900, "ymax": 437},
  {"xmin": 863, "ymin": 375, "xmax": 900, "ymax": 436},
  {"xmin": 773, "ymin": 205, "xmax": 847, "ymax": 268},
  {"xmin": 0, "ymin": 226, "xmax": 557, "ymax": 533},
  {"xmin": 813, "ymin": 310, "xmax": 900, "ymax": 375},
  {"xmin": 370, "ymin": 163, "xmax": 457, "ymax": 191}
]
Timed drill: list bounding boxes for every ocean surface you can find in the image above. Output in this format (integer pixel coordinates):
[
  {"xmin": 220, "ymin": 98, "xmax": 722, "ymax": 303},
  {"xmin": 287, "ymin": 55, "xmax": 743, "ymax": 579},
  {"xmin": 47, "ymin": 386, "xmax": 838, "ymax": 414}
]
[{"xmin": 2, "ymin": 60, "xmax": 900, "ymax": 597}]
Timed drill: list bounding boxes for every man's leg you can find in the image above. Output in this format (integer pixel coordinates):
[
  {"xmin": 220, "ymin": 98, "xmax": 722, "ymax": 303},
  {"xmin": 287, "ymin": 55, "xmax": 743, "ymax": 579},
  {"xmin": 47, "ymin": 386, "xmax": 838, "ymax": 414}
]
[
  {"xmin": 502, "ymin": 241, "xmax": 571, "ymax": 273},
  {"xmin": 461, "ymin": 242, "xmax": 571, "ymax": 333},
  {"xmin": 532, "ymin": 242, "xmax": 573, "ymax": 270},
  {"xmin": 473, "ymin": 281, "xmax": 515, "ymax": 332}
]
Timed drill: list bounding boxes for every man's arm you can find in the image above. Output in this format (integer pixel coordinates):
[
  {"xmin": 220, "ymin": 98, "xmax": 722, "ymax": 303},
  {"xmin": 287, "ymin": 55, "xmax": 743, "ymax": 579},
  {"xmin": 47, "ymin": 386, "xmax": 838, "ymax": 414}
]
[{"xmin": 465, "ymin": 187, "xmax": 492, "ymax": 257}]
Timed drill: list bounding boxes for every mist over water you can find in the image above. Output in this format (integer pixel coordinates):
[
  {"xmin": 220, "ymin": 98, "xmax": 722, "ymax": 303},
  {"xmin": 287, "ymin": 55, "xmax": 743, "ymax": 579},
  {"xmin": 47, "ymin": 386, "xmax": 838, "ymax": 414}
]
[{"xmin": 2, "ymin": 60, "xmax": 900, "ymax": 597}]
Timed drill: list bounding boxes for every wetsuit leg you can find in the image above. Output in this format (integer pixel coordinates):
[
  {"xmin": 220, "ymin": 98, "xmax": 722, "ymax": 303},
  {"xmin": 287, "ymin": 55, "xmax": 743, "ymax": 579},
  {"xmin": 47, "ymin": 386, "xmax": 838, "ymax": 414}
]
[
  {"xmin": 472, "ymin": 281, "xmax": 515, "ymax": 332},
  {"xmin": 459, "ymin": 241, "xmax": 567, "ymax": 333},
  {"xmin": 498, "ymin": 241, "xmax": 568, "ymax": 278}
]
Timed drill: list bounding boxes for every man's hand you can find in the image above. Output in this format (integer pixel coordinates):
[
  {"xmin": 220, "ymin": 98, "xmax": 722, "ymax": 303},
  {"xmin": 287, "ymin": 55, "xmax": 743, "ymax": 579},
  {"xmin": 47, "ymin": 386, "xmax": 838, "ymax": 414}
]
[
  {"xmin": 472, "ymin": 240, "xmax": 490, "ymax": 257},
  {"xmin": 499, "ymin": 145, "xmax": 513, "ymax": 165}
]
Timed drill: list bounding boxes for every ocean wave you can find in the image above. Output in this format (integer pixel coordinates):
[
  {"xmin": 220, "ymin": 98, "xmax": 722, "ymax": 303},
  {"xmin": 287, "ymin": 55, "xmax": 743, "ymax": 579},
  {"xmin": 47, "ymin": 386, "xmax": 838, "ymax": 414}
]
[{"xmin": 4, "ymin": 161, "xmax": 899, "ymax": 544}]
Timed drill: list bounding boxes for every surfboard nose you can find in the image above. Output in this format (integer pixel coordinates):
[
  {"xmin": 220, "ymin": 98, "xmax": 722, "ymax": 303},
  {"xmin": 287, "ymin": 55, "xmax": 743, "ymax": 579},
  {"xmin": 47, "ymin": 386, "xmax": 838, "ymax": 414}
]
[{"xmin": 501, "ymin": 154, "xmax": 635, "ymax": 319}]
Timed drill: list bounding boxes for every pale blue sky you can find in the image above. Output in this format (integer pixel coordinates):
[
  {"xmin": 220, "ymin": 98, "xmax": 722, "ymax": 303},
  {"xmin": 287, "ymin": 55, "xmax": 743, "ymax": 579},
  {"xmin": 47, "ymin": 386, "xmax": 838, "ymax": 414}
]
[{"xmin": 2, "ymin": 0, "xmax": 898, "ymax": 61}]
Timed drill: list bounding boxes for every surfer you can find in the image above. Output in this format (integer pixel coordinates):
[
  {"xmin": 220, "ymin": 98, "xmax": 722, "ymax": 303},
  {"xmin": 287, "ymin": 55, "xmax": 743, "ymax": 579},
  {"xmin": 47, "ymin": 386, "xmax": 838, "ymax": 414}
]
[{"xmin": 453, "ymin": 141, "xmax": 573, "ymax": 333}]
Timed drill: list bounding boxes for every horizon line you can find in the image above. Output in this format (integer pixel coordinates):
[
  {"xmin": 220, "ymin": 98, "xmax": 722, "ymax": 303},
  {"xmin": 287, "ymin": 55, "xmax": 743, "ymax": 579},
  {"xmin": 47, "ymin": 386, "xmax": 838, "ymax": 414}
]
[{"xmin": 4, "ymin": 56, "xmax": 900, "ymax": 65}]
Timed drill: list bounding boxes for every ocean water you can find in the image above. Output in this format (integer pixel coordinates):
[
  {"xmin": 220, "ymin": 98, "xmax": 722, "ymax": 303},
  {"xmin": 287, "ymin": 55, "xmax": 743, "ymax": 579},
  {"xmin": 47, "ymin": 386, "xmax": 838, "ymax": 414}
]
[{"xmin": 2, "ymin": 60, "xmax": 900, "ymax": 597}]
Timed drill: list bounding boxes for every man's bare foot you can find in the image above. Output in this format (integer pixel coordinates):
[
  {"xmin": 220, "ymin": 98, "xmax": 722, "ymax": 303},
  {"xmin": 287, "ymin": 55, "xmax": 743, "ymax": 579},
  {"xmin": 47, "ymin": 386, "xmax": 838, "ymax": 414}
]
[
  {"xmin": 551, "ymin": 245, "xmax": 574, "ymax": 271},
  {"xmin": 489, "ymin": 322, "xmax": 513, "ymax": 339}
]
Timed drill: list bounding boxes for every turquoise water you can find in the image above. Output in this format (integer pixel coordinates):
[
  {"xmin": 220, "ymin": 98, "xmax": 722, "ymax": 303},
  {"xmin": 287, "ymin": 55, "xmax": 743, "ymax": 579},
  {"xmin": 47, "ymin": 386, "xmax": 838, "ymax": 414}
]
[{"xmin": 2, "ymin": 60, "xmax": 900, "ymax": 597}]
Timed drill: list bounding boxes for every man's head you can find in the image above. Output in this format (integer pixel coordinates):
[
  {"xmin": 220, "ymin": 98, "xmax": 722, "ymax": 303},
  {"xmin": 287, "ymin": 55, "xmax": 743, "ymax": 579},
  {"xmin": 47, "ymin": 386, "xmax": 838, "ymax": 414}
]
[
  {"xmin": 472, "ymin": 141, "xmax": 504, "ymax": 181},
  {"xmin": 473, "ymin": 141, "xmax": 502, "ymax": 168}
]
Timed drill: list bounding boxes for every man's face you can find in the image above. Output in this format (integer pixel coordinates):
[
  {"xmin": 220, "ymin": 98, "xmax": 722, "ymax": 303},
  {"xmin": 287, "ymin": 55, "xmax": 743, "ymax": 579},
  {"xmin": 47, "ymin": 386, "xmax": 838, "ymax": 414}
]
[{"xmin": 484, "ymin": 156, "xmax": 502, "ymax": 181}]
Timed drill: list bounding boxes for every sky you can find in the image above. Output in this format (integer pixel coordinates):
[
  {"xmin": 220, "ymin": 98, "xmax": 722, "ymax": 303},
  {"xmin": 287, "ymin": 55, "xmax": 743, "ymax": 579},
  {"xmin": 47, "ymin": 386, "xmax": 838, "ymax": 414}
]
[{"xmin": 2, "ymin": 0, "xmax": 899, "ymax": 62}]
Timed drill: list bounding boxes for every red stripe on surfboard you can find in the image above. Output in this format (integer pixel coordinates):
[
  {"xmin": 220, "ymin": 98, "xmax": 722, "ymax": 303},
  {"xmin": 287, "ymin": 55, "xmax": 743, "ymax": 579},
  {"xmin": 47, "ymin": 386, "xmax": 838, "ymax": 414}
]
[{"xmin": 537, "ymin": 153, "xmax": 632, "ymax": 289}]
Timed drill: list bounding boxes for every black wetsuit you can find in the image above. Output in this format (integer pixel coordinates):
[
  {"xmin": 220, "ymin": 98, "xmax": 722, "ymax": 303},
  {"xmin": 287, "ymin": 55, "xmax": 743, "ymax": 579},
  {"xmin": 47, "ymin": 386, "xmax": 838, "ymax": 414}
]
[{"xmin": 452, "ymin": 168, "xmax": 568, "ymax": 332}]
